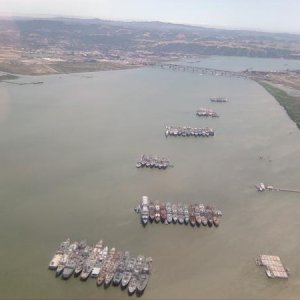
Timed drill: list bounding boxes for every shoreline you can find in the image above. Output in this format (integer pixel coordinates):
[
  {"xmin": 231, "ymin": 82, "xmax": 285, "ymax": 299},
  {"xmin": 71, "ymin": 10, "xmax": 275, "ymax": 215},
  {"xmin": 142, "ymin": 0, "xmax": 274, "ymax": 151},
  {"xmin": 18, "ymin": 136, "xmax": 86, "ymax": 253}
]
[
  {"xmin": 257, "ymin": 81, "xmax": 300, "ymax": 129},
  {"xmin": 0, "ymin": 61, "xmax": 142, "ymax": 76}
]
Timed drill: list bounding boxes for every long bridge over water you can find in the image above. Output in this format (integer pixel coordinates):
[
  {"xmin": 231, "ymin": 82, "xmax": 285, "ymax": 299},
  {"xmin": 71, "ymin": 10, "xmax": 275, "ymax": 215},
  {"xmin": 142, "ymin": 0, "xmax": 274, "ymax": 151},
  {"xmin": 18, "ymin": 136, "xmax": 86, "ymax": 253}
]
[{"xmin": 149, "ymin": 63, "xmax": 247, "ymax": 79}]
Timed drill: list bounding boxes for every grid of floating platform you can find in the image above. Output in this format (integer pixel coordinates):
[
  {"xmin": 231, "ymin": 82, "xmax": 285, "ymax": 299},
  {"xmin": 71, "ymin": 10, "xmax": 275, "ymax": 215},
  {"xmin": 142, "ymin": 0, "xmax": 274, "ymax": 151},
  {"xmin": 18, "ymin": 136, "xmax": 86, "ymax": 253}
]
[
  {"xmin": 256, "ymin": 255, "xmax": 289, "ymax": 279},
  {"xmin": 165, "ymin": 126, "xmax": 214, "ymax": 137},
  {"xmin": 135, "ymin": 196, "xmax": 222, "ymax": 227},
  {"xmin": 48, "ymin": 239, "xmax": 152, "ymax": 295},
  {"xmin": 136, "ymin": 154, "xmax": 171, "ymax": 169},
  {"xmin": 196, "ymin": 108, "xmax": 219, "ymax": 118}
]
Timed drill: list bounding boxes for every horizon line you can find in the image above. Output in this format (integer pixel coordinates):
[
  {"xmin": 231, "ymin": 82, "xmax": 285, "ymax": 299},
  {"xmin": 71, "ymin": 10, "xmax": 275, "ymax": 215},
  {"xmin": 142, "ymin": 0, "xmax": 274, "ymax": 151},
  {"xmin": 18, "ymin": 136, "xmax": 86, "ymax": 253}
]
[{"xmin": 1, "ymin": 12, "xmax": 300, "ymax": 35}]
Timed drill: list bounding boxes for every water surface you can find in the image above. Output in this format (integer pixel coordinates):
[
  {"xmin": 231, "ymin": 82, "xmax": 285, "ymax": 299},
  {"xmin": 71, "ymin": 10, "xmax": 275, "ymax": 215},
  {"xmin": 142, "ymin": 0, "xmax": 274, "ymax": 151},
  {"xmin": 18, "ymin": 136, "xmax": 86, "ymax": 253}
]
[{"xmin": 1, "ymin": 58, "xmax": 300, "ymax": 299}]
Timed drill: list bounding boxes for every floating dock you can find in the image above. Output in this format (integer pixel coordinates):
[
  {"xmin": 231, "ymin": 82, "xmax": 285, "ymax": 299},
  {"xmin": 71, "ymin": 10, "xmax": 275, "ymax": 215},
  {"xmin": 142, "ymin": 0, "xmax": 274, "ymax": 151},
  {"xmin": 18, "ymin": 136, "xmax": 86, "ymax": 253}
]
[{"xmin": 256, "ymin": 255, "xmax": 289, "ymax": 279}]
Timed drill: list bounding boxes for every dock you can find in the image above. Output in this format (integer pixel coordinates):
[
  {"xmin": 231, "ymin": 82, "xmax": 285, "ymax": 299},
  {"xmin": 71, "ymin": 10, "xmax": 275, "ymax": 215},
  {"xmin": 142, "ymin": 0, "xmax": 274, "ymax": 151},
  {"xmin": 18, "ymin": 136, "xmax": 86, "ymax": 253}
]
[{"xmin": 256, "ymin": 255, "xmax": 289, "ymax": 279}]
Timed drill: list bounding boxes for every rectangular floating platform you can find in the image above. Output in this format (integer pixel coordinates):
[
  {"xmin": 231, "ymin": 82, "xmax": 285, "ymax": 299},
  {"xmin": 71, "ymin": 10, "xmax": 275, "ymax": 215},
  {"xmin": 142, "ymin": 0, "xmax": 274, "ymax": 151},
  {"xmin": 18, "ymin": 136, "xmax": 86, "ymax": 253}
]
[{"xmin": 256, "ymin": 255, "xmax": 289, "ymax": 279}]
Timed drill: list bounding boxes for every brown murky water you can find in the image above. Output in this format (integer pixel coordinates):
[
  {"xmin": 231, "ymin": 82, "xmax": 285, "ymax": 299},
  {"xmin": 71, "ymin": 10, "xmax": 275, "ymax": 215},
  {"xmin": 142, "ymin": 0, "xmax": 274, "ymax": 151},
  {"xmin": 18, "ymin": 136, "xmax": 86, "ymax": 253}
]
[{"xmin": 1, "ymin": 58, "xmax": 300, "ymax": 299}]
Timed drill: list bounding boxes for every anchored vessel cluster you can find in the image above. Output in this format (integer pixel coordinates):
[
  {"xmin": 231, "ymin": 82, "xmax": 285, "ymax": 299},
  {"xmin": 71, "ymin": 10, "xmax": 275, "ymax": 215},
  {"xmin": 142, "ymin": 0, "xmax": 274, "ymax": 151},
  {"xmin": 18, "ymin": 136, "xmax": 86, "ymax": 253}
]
[
  {"xmin": 210, "ymin": 97, "xmax": 228, "ymax": 103},
  {"xmin": 136, "ymin": 154, "xmax": 171, "ymax": 169},
  {"xmin": 136, "ymin": 196, "xmax": 222, "ymax": 227},
  {"xmin": 196, "ymin": 108, "xmax": 219, "ymax": 117},
  {"xmin": 165, "ymin": 126, "xmax": 214, "ymax": 137},
  {"xmin": 48, "ymin": 239, "xmax": 152, "ymax": 295}
]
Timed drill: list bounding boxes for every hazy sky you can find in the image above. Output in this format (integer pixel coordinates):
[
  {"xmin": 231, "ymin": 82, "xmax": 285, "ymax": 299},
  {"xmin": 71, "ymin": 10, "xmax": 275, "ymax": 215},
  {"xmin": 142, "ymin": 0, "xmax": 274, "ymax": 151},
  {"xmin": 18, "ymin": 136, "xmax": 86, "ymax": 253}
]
[{"xmin": 1, "ymin": 0, "xmax": 300, "ymax": 33}]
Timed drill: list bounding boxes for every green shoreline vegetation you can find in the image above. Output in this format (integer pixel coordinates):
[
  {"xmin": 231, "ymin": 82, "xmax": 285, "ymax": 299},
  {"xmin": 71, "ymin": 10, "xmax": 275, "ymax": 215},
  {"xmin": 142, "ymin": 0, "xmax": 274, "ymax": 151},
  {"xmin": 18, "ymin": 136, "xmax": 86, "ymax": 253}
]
[{"xmin": 258, "ymin": 81, "xmax": 300, "ymax": 129}]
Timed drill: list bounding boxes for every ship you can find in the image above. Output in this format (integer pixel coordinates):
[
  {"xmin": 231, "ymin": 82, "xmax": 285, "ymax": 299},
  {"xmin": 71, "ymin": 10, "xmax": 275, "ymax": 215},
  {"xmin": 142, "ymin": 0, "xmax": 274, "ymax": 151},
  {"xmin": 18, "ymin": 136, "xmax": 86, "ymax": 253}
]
[
  {"xmin": 149, "ymin": 201, "xmax": 155, "ymax": 222},
  {"xmin": 48, "ymin": 253, "xmax": 63, "ymax": 270},
  {"xmin": 160, "ymin": 202, "xmax": 167, "ymax": 223},
  {"xmin": 128, "ymin": 275, "xmax": 138, "ymax": 295},
  {"xmin": 62, "ymin": 259, "xmax": 76, "ymax": 280},
  {"xmin": 177, "ymin": 203, "xmax": 184, "ymax": 224},
  {"xmin": 172, "ymin": 203, "xmax": 178, "ymax": 223},
  {"xmin": 80, "ymin": 258, "xmax": 95, "ymax": 281},
  {"xmin": 206, "ymin": 206, "xmax": 214, "ymax": 227},
  {"xmin": 154, "ymin": 202, "xmax": 161, "ymax": 223},
  {"xmin": 55, "ymin": 253, "xmax": 68, "ymax": 277},
  {"xmin": 121, "ymin": 257, "xmax": 136, "ymax": 288},
  {"xmin": 189, "ymin": 204, "xmax": 196, "ymax": 226},
  {"xmin": 183, "ymin": 204, "xmax": 189, "ymax": 224},
  {"xmin": 137, "ymin": 257, "xmax": 152, "ymax": 294},
  {"xmin": 199, "ymin": 204, "xmax": 208, "ymax": 226},
  {"xmin": 141, "ymin": 196, "xmax": 149, "ymax": 225},
  {"xmin": 194, "ymin": 204, "xmax": 201, "ymax": 226}
]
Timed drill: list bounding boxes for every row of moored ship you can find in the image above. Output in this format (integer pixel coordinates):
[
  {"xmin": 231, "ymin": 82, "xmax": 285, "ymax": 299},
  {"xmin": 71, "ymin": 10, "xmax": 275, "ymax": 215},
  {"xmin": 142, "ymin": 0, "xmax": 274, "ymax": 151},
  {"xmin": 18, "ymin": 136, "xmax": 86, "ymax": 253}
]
[
  {"xmin": 136, "ymin": 154, "xmax": 171, "ymax": 169},
  {"xmin": 48, "ymin": 239, "xmax": 152, "ymax": 295},
  {"xmin": 165, "ymin": 126, "xmax": 214, "ymax": 137},
  {"xmin": 196, "ymin": 108, "xmax": 219, "ymax": 118},
  {"xmin": 137, "ymin": 196, "xmax": 222, "ymax": 227}
]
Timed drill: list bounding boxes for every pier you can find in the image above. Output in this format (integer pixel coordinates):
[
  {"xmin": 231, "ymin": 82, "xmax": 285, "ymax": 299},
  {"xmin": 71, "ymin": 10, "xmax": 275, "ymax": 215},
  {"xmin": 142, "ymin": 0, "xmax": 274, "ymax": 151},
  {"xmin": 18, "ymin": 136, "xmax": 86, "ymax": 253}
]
[{"xmin": 255, "ymin": 183, "xmax": 300, "ymax": 193}]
